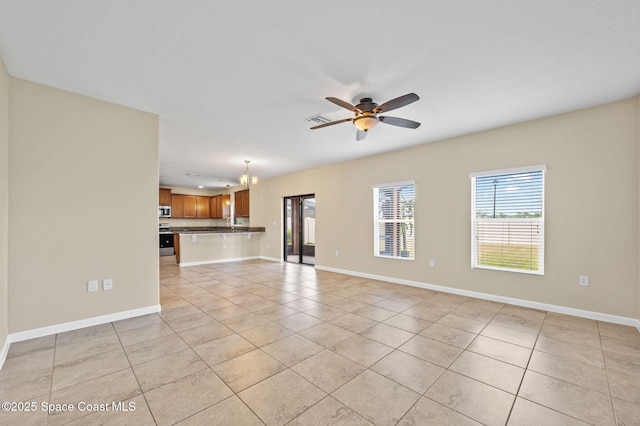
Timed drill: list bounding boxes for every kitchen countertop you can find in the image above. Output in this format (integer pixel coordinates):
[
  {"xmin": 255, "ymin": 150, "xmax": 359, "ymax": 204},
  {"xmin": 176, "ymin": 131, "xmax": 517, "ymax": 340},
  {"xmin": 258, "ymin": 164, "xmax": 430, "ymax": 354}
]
[{"xmin": 171, "ymin": 226, "xmax": 265, "ymax": 234}]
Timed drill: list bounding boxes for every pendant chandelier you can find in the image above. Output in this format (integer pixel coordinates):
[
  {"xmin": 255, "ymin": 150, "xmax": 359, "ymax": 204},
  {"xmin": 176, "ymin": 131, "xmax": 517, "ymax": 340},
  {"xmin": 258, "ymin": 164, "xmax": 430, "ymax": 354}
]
[{"xmin": 240, "ymin": 160, "xmax": 258, "ymax": 187}]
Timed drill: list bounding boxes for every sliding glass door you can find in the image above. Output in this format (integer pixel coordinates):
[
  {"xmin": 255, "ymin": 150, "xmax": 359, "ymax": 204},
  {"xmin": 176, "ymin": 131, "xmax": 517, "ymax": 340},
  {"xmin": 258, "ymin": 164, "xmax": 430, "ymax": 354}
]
[{"xmin": 284, "ymin": 195, "xmax": 315, "ymax": 265}]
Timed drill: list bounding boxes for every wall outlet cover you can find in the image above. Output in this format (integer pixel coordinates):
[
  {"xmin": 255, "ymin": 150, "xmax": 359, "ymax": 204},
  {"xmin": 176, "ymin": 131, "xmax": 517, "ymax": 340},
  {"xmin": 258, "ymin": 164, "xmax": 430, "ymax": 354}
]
[{"xmin": 103, "ymin": 279, "xmax": 113, "ymax": 291}]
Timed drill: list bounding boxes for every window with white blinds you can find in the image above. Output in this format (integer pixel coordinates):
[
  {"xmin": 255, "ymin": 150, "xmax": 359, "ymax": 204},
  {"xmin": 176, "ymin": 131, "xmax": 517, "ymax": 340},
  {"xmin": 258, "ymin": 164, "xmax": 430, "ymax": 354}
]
[
  {"xmin": 373, "ymin": 181, "xmax": 415, "ymax": 260},
  {"xmin": 470, "ymin": 165, "xmax": 545, "ymax": 275}
]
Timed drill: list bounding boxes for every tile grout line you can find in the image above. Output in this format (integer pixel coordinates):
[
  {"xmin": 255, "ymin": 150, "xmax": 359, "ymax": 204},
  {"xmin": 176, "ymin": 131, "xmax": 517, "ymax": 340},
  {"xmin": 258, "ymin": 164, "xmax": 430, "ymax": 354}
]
[
  {"xmin": 597, "ymin": 320, "xmax": 620, "ymax": 426},
  {"xmin": 168, "ymin": 272, "xmax": 269, "ymax": 424},
  {"xmin": 113, "ymin": 320, "xmax": 159, "ymax": 426},
  {"xmin": 502, "ymin": 311, "xmax": 544, "ymax": 425},
  {"xmin": 507, "ymin": 315, "xmax": 606, "ymax": 425},
  {"xmin": 161, "ymin": 271, "xmax": 327, "ymax": 425}
]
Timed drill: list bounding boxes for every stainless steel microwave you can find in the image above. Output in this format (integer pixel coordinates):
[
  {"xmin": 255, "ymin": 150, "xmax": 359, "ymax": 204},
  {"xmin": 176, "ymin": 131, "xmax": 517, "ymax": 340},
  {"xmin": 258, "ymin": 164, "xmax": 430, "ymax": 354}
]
[{"xmin": 158, "ymin": 206, "xmax": 171, "ymax": 217}]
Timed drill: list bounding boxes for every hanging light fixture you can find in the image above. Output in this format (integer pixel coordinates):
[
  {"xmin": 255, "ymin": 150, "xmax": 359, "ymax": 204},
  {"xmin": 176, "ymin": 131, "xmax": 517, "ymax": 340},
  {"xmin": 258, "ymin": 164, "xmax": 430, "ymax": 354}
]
[
  {"xmin": 353, "ymin": 112, "xmax": 379, "ymax": 132},
  {"xmin": 240, "ymin": 160, "xmax": 258, "ymax": 187}
]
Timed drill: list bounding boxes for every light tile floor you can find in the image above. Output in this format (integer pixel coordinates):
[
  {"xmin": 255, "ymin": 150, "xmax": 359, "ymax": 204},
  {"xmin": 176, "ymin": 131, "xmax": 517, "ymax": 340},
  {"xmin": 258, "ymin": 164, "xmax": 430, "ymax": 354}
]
[{"xmin": 1, "ymin": 258, "xmax": 640, "ymax": 425}]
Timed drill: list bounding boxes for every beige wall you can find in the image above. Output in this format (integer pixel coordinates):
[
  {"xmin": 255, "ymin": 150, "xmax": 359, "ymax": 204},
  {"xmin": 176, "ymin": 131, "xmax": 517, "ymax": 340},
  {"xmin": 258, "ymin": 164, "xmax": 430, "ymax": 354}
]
[
  {"xmin": 0, "ymin": 59, "xmax": 9, "ymax": 347},
  {"xmin": 8, "ymin": 78, "xmax": 159, "ymax": 332},
  {"xmin": 253, "ymin": 97, "xmax": 640, "ymax": 319}
]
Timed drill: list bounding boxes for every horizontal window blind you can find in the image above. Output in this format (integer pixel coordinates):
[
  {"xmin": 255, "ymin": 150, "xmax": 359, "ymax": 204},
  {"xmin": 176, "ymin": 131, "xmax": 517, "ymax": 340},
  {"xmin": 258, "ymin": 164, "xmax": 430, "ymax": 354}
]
[
  {"xmin": 470, "ymin": 167, "xmax": 545, "ymax": 274},
  {"xmin": 373, "ymin": 182, "xmax": 415, "ymax": 260}
]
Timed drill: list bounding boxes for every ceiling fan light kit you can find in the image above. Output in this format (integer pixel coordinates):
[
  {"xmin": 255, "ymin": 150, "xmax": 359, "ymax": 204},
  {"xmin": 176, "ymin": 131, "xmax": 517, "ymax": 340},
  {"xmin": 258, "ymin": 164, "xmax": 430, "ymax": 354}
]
[
  {"xmin": 353, "ymin": 113, "xmax": 379, "ymax": 132},
  {"xmin": 311, "ymin": 93, "xmax": 421, "ymax": 140}
]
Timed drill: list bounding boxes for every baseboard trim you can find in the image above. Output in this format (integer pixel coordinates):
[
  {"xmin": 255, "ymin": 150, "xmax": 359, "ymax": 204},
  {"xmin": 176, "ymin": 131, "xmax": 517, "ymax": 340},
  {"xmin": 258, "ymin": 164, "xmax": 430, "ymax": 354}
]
[
  {"xmin": 179, "ymin": 256, "xmax": 260, "ymax": 267},
  {"xmin": 259, "ymin": 256, "xmax": 283, "ymax": 263},
  {"xmin": 0, "ymin": 334, "xmax": 10, "ymax": 371},
  {"xmin": 315, "ymin": 265, "xmax": 640, "ymax": 331},
  {"xmin": 7, "ymin": 305, "xmax": 162, "ymax": 344}
]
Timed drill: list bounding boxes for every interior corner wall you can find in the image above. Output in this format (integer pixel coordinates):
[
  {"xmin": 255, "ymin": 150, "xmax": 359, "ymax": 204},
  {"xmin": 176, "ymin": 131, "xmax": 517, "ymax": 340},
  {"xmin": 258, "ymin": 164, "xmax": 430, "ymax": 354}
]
[
  {"xmin": 8, "ymin": 78, "xmax": 159, "ymax": 333},
  {"xmin": 253, "ymin": 97, "xmax": 640, "ymax": 319},
  {"xmin": 636, "ymin": 94, "xmax": 640, "ymax": 324},
  {"xmin": 0, "ymin": 59, "xmax": 9, "ymax": 352}
]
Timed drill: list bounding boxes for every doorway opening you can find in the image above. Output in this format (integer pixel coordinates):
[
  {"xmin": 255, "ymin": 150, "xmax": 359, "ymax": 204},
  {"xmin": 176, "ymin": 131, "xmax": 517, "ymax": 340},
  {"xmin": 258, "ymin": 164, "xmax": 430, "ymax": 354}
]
[{"xmin": 284, "ymin": 195, "xmax": 315, "ymax": 265}]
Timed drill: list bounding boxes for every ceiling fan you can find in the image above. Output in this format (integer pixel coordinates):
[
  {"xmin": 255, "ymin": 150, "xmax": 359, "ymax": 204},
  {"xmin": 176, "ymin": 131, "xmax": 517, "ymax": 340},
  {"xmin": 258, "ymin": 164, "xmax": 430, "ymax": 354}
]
[{"xmin": 310, "ymin": 93, "xmax": 420, "ymax": 140}]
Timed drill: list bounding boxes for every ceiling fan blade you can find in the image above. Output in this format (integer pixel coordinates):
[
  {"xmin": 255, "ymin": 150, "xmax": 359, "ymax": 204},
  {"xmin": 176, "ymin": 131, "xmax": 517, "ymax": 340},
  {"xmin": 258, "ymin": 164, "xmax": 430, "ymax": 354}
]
[
  {"xmin": 374, "ymin": 93, "xmax": 420, "ymax": 113},
  {"xmin": 379, "ymin": 116, "xmax": 421, "ymax": 129},
  {"xmin": 356, "ymin": 130, "xmax": 367, "ymax": 141},
  {"xmin": 326, "ymin": 97, "xmax": 362, "ymax": 113},
  {"xmin": 310, "ymin": 118, "xmax": 353, "ymax": 129}
]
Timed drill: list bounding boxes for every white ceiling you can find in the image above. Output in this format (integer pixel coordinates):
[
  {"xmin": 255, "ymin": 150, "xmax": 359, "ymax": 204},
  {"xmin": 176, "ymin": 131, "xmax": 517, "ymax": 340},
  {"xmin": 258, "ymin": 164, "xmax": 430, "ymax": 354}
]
[{"xmin": 1, "ymin": 1, "xmax": 639, "ymax": 189}]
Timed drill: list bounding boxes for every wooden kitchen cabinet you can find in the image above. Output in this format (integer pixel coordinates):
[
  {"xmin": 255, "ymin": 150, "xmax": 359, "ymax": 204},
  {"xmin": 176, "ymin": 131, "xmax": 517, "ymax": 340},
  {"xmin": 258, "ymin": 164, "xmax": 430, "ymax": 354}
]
[
  {"xmin": 171, "ymin": 194, "xmax": 185, "ymax": 218},
  {"xmin": 210, "ymin": 196, "xmax": 220, "ymax": 219},
  {"xmin": 220, "ymin": 194, "xmax": 230, "ymax": 218},
  {"xmin": 210, "ymin": 194, "xmax": 231, "ymax": 219},
  {"xmin": 235, "ymin": 189, "xmax": 250, "ymax": 217},
  {"xmin": 196, "ymin": 196, "xmax": 210, "ymax": 218},
  {"xmin": 170, "ymin": 193, "xmax": 221, "ymax": 219},
  {"xmin": 174, "ymin": 233, "xmax": 181, "ymax": 264},
  {"xmin": 159, "ymin": 188, "xmax": 172, "ymax": 206},
  {"xmin": 183, "ymin": 195, "xmax": 197, "ymax": 218},
  {"xmin": 171, "ymin": 194, "xmax": 197, "ymax": 218}
]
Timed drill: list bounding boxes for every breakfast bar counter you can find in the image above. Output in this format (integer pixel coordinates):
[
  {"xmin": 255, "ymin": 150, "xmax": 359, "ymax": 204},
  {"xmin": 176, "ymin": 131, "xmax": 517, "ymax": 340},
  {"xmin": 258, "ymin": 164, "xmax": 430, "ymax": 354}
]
[{"xmin": 173, "ymin": 227, "xmax": 265, "ymax": 266}]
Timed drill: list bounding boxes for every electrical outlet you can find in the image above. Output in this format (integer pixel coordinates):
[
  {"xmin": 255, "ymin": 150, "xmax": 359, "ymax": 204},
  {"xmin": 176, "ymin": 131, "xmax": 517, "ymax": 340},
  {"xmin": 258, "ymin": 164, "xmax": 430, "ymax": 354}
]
[
  {"xmin": 579, "ymin": 275, "xmax": 589, "ymax": 286},
  {"xmin": 103, "ymin": 278, "xmax": 113, "ymax": 291},
  {"xmin": 87, "ymin": 280, "xmax": 98, "ymax": 292},
  {"xmin": 429, "ymin": 259, "xmax": 435, "ymax": 268},
  {"xmin": 335, "ymin": 250, "xmax": 339, "ymax": 257}
]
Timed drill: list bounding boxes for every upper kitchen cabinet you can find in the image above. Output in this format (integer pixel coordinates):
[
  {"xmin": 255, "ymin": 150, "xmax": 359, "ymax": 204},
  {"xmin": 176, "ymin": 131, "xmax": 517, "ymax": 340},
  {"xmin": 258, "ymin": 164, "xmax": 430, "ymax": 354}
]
[
  {"xmin": 171, "ymin": 194, "xmax": 185, "ymax": 218},
  {"xmin": 221, "ymin": 194, "xmax": 231, "ymax": 218},
  {"xmin": 210, "ymin": 194, "xmax": 231, "ymax": 219},
  {"xmin": 168, "ymin": 192, "xmax": 223, "ymax": 219},
  {"xmin": 171, "ymin": 194, "xmax": 198, "ymax": 218},
  {"xmin": 210, "ymin": 196, "xmax": 219, "ymax": 219},
  {"xmin": 159, "ymin": 188, "xmax": 172, "ymax": 206},
  {"xmin": 196, "ymin": 196, "xmax": 210, "ymax": 218},
  {"xmin": 183, "ymin": 196, "xmax": 197, "ymax": 218},
  {"xmin": 235, "ymin": 189, "xmax": 250, "ymax": 217}
]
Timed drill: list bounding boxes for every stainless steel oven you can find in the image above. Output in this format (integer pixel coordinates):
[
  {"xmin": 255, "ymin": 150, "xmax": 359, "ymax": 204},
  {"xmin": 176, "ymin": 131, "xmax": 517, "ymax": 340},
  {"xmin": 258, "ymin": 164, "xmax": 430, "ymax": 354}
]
[{"xmin": 159, "ymin": 223, "xmax": 174, "ymax": 256}]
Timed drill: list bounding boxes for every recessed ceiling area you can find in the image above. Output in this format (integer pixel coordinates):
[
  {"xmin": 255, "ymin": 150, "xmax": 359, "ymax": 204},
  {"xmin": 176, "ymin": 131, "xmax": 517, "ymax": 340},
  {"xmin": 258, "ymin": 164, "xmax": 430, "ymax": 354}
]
[{"xmin": 1, "ymin": 1, "xmax": 639, "ymax": 189}]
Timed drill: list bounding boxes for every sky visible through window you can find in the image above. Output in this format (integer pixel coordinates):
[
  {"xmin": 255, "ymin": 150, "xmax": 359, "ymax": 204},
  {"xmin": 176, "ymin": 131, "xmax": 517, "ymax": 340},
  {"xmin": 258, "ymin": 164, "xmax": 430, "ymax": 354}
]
[{"xmin": 475, "ymin": 171, "xmax": 543, "ymax": 218}]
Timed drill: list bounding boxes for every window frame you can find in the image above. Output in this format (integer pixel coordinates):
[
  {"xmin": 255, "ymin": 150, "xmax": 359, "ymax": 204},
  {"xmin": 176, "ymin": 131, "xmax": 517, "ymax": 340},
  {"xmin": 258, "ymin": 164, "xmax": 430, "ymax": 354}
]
[
  {"xmin": 469, "ymin": 165, "xmax": 546, "ymax": 275},
  {"xmin": 373, "ymin": 180, "xmax": 416, "ymax": 261}
]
